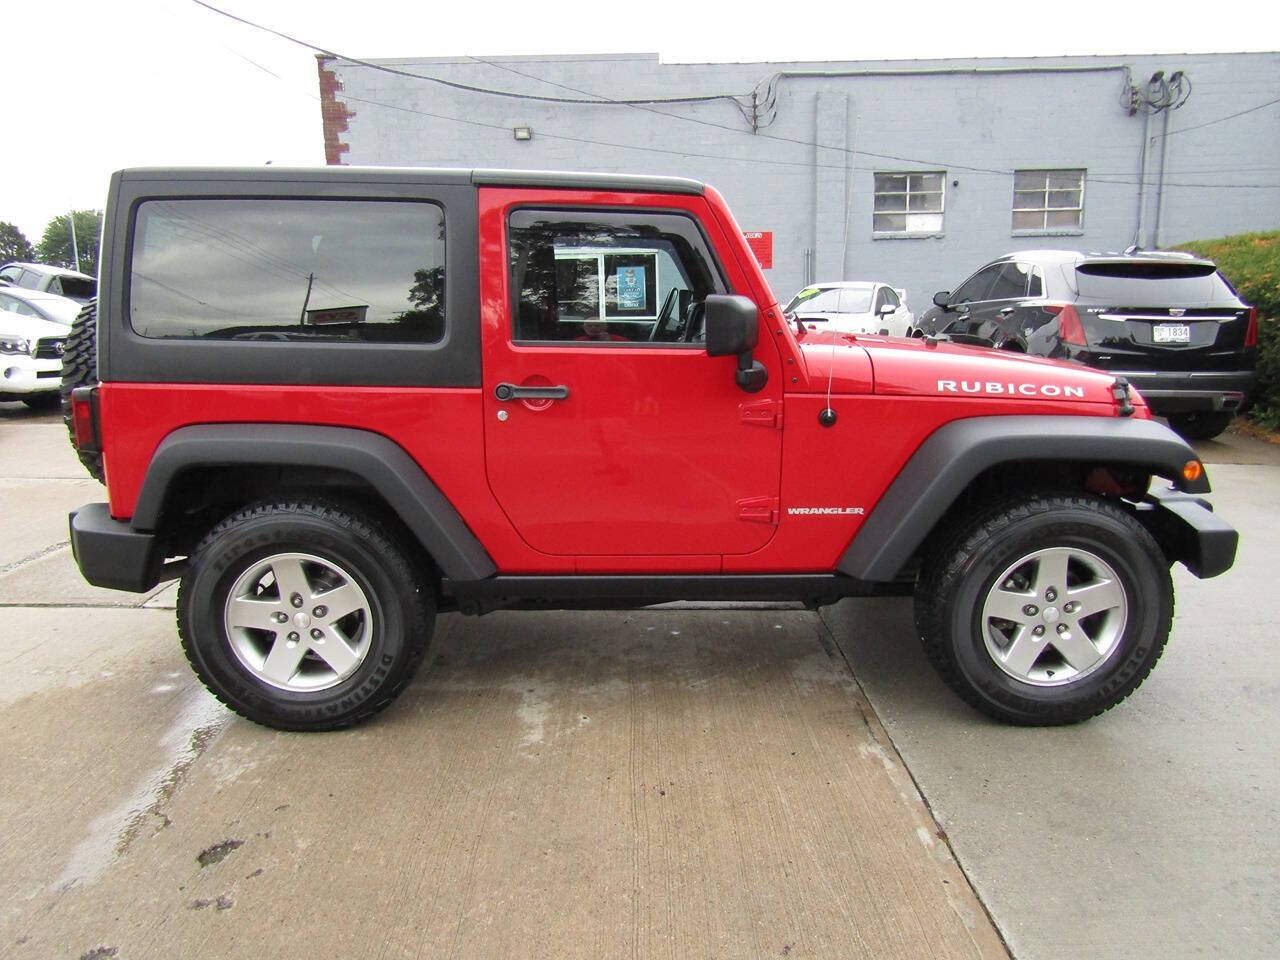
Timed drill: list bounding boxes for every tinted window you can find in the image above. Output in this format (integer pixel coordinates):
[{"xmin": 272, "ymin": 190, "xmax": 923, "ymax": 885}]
[
  {"xmin": 130, "ymin": 199, "xmax": 445, "ymax": 342},
  {"xmin": 882, "ymin": 288, "xmax": 900, "ymax": 309},
  {"xmin": 508, "ymin": 209, "xmax": 723, "ymax": 344},
  {"xmin": 49, "ymin": 276, "xmax": 96, "ymax": 300},
  {"xmin": 952, "ymin": 265, "xmax": 1002, "ymax": 303},
  {"xmin": 1028, "ymin": 266, "xmax": 1045, "ymax": 299},
  {"xmin": 1075, "ymin": 262, "xmax": 1236, "ymax": 305},
  {"xmin": 988, "ymin": 262, "xmax": 1031, "ymax": 300}
]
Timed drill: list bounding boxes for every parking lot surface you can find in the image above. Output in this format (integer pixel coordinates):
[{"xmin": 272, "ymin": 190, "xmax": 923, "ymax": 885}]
[
  {"xmin": 824, "ymin": 429, "xmax": 1280, "ymax": 959},
  {"xmin": 3, "ymin": 402, "xmax": 1276, "ymax": 959},
  {"xmin": 0, "ymin": 404, "xmax": 1004, "ymax": 959}
]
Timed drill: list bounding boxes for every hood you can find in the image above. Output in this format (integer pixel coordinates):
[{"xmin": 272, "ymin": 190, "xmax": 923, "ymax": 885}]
[
  {"xmin": 0, "ymin": 311, "xmax": 70, "ymax": 343},
  {"xmin": 861, "ymin": 335, "xmax": 1128, "ymax": 405}
]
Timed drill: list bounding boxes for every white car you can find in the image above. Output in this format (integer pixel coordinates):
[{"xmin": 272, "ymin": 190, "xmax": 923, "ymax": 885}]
[
  {"xmin": 783, "ymin": 281, "xmax": 914, "ymax": 337},
  {"xmin": 0, "ymin": 287, "xmax": 82, "ymax": 326},
  {"xmin": 0, "ymin": 311, "xmax": 68, "ymax": 408}
]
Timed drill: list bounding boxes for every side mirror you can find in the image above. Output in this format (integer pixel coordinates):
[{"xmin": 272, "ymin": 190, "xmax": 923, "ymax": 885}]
[
  {"xmin": 878, "ymin": 302, "xmax": 896, "ymax": 315},
  {"xmin": 704, "ymin": 294, "xmax": 767, "ymax": 393},
  {"xmin": 932, "ymin": 290, "xmax": 952, "ymax": 308}
]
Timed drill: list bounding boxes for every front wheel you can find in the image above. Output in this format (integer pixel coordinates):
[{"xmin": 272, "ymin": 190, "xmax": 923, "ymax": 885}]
[
  {"xmin": 916, "ymin": 494, "xmax": 1172, "ymax": 725},
  {"xmin": 178, "ymin": 501, "xmax": 434, "ymax": 731}
]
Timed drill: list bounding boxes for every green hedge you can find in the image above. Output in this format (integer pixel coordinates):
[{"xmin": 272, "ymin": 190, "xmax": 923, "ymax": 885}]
[{"xmin": 1175, "ymin": 231, "xmax": 1280, "ymax": 428}]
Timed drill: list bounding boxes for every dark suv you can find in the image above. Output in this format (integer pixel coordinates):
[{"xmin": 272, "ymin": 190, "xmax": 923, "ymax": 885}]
[{"xmin": 917, "ymin": 251, "xmax": 1257, "ymax": 440}]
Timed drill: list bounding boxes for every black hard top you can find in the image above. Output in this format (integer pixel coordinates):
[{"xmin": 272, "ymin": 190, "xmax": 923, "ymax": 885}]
[{"xmin": 115, "ymin": 166, "xmax": 706, "ymax": 196}]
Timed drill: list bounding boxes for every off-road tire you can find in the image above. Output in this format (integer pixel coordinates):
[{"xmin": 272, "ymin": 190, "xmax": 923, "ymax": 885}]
[
  {"xmin": 1166, "ymin": 410, "xmax": 1233, "ymax": 442},
  {"xmin": 59, "ymin": 299, "xmax": 104, "ymax": 482},
  {"xmin": 916, "ymin": 493, "xmax": 1172, "ymax": 725},
  {"xmin": 178, "ymin": 500, "xmax": 435, "ymax": 731}
]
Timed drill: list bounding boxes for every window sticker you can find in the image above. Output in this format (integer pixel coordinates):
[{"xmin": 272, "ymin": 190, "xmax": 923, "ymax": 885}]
[{"xmin": 615, "ymin": 266, "xmax": 646, "ymax": 310}]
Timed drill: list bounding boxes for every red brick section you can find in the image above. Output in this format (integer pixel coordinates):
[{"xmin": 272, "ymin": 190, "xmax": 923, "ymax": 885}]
[{"xmin": 316, "ymin": 55, "xmax": 354, "ymax": 165}]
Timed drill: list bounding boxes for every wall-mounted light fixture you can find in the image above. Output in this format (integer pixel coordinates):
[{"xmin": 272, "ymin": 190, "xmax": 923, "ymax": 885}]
[{"xmin": 513, "ymin": 127, "xmax": 533, "ymax": 141}]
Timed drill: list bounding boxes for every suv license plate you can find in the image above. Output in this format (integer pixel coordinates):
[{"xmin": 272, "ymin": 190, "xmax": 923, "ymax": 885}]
[{"xmin": 1153, "ymin": 323, "xmax": 1191, "ymax": 344}]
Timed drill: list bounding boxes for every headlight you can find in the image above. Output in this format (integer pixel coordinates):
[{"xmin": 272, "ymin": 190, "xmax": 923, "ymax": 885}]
[{"xmin": 0, "ymin": 336, "xmax": 30, "ymax": 355}]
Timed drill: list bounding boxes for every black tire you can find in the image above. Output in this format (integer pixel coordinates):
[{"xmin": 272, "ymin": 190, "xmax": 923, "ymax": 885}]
[
  {"xmin": 60, "ymin": 298, "xmax": 104, "ymax": 482},
  {"xmin": 1166, "ymin": 410, "xmax": 1233, "ymax": 442},
  {"xmin": 178, "ymin": 501, "xmax": 435, "ymax": 731},
  {"xmin": 915, "ymin": 493, "xmax": 1172, "ymax": 725}
]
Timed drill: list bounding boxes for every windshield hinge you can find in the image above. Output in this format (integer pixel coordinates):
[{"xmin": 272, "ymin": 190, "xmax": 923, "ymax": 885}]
[
  {"xmin": 740, "ymin": 399, "xmax": 783, "ymax": 429},
  {"xmin": 737, "ymin": 496, "xmax": 779, "ymax": 524}
]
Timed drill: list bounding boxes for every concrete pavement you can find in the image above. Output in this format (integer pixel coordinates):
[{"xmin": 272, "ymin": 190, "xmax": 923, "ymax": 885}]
[
  {"xmin": 0, "ymin": 403, "xmax": 1005, "ymax": 959},
  {"xmin": 823, "ymin": 430, "xmax": 1280, "ymax": 959}
]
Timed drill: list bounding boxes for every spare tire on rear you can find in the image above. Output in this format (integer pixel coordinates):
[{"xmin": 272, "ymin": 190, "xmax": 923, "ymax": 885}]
[{"xmin": 60, "ymin": 299, "xmax": 104, "ymax": 483}]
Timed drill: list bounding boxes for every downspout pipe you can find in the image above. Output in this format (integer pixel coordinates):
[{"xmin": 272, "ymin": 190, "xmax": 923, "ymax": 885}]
[
  {"xmin": 1153, "ymin": 105, "xmax": 1172, "ymax": 248},
  {"xmin": 1134, "ymin": 108, "xmax": 1151, "ymax": 248}
]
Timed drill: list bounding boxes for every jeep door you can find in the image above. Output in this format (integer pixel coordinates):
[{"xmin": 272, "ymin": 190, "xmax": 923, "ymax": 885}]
[{"xmin": 478, "ymin": 189, "xmax": 783, "ymax": 561}]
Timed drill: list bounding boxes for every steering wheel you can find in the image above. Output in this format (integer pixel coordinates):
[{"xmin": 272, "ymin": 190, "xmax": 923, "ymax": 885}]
[
  {"xmin": 649, "ymin": 288, "xmax": 680, "ymax": 342},
  {"xmin": 684, "ymin": 300, "xmax": 706, "ymax": 343}
]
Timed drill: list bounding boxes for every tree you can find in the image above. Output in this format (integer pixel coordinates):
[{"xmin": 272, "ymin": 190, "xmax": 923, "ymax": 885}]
[
  {"xmin": 36, "ymin": 209, "xmax": 102, "ymax": 276},
  {"xmin": 0, "ymin": 222, "xmax": 34, "ymax": 264}
]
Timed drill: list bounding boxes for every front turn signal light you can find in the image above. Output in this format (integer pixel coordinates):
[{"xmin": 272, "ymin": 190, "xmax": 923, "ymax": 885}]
[{"xmin": 1183, "ymin": 460, "xmax": 1203, "ymax": 484}]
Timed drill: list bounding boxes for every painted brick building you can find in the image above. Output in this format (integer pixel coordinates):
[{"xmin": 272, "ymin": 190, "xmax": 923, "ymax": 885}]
[{"xmin": 317, "ymin": 52, "xmax": 1279, "ymax": 310}]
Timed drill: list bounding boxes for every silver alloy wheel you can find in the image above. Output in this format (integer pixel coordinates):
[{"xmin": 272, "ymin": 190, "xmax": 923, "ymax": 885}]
[
  {"xmin": 980, "ymin": 546, "xmax": 1128, "ymax": 686},
  {"xmin": 223, "ymin": 552, "xmax": 373, "ymax": 692}
]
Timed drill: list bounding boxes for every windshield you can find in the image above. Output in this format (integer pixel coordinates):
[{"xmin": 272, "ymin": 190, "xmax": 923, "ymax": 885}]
[
  {"xmin": 33, "ymin": 295, "xmax": 80, "ymax": 325},
  {"xmin": 785, "ymin": 286, "xmax": 874, "ymax": 315},
  {"xmin": 1075, "ymin": 262, "xmax": 1234, "ymax": 306}
]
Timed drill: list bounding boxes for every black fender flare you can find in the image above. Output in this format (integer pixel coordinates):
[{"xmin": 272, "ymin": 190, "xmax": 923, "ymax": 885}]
[
  {"xmin": 131, "ymin": 424, "xmax": 497, "ymax": 581},
  {"xmin": 838, "ymin": 415, "xmax": 1208, "ymax": 582}
]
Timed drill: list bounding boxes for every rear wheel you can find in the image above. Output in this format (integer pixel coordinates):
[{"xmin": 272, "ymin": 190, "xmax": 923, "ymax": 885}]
[
  {"xmin": 1166, "ymin": 410, "xmax": 1233, "ymax": 441},
  {"xmin": 916, "ymin": 493, "xmax": 1172, "ymax": 725},
  {"xmin": 59, "ymin": 299, "xmax": 104, "ymax": 482},
  {"xmin": 178, "ymin": 501, "xmax": 434, "ymax": 731}
]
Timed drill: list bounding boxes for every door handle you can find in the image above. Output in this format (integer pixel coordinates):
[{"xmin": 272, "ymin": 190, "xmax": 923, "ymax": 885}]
[
  {"xmin": 998, "ymin": 307, "xmax": 1016, "ymax": 317},
  {"xmin": 494, "ymin": 382, "xmax": 570, "ymax": 401}
]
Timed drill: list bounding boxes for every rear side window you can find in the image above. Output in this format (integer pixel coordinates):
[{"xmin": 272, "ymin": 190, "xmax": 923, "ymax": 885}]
[
  {"xmin": 50, "ymin": 276, "xmax": 96, "ymax": 299},
  {"xmin": 1075, "ymin": 262, "xmax": 1235, "ymax": 305},
  {"xmin": 130, "ymin": 199, "xmax": 446, "ymax": 343}
]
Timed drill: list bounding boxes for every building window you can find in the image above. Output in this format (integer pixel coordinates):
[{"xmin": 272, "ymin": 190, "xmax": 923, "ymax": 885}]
[
  {"xmin": 1012, "ymin": 169, "xmax": 1085, "ymax": 232},
  {"xmin": 873, "ymin": 172, "xmax": 944, "ymax": 234}
]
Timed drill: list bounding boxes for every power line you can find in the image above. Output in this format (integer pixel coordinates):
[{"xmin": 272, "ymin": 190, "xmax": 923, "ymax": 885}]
[
  {"xmin": 192, "ymin": 0, "xmax": 1014, "ymax": 177},
  {"xmin": 1152, "ymin": 95, "xmax": 1280, "ymax": 139},
  {"xmin": 190, "ymin": 0, "xmax": 740, "ymax": 108}
]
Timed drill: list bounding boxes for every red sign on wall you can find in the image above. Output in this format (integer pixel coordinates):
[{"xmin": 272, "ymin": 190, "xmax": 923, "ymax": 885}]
[{"xmin": 743, "ymin": 231, "xmax": 773, "ymax": 269}]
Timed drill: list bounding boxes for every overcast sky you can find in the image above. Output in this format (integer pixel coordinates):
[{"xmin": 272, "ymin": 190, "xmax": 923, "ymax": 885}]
[{"xmin": 3, "ymin": 0, "xmax": 1274, "ymax": 248}]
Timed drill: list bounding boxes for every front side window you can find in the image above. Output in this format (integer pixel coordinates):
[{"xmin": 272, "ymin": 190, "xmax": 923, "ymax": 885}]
[
  {"xmin": 988, "ymin": 262, "xmax": 1033, "ymax": 301},
  {"xmin": 874, "ymin": 172, "xmax": 945, "ymax": 234},
  {"xmin": 130, "ymin": 198, "xmax": 446, "ymax": 343},
  {"xmin": 1013, "ymin": 169, "xmax": 1085, "ymax": 232},
  {"xmin": 508, "ymin": 209, "xmax": 724, "ymax": 344},
  {"xmin": 951, "ymin": 264, "xmax": 1003, "ymax": 304}
]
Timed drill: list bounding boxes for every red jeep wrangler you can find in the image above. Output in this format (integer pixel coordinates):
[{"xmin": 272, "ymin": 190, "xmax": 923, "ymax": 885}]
[{"xmin": 64, "ymin": 167, "xmax": 1236, "ymax": 731}]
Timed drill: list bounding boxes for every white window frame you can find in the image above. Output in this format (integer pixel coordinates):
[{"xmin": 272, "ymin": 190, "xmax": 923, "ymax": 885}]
[
  {"xmin": 873, "ymin": 172, "xmax": 945, "ymax": 237},
  {"xmin": 1012, "ymin": 169, "xmax": 1086, "ymax": 234},
  {"xmin": 554, "ymin": 246, "xmax": 661, "ymax": 321}
]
